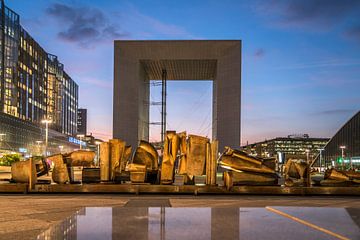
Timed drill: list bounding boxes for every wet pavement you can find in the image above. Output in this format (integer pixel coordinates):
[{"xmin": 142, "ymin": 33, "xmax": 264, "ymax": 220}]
[
  {"xmin": 36, "ymin": 206, "xmax": 360, "ymax": 240},
  {"xmin": 1, "ymin": 195, "xmax": 359, "ymax": 240}
]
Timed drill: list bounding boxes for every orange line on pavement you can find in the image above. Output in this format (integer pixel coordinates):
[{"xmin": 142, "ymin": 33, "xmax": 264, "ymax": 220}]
[{"xmin": 265, "ymin": 206, "xmax": 350, "ymax": 240}]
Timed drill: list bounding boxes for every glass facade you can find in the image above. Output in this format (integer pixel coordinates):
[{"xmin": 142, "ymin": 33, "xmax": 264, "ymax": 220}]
[
  {"xmin": 18, "ymin": 28, "xmax": 47, "ymax": 124},
  {"xmin": 0, "ymin": 2, "xmax": 79, "ymax": 154},
  {"xmin": 47, "ymin": 54, "xmax": 64, "ymax": 132},
  {"xmin": 0, "ymin": 2, "xmax": 78, "ymax": 135},
  {"xmin": 0, "ymin": 2, "xmax": 20, "ymax": 116},
  {"xmin": 62, "ymin": 71, "xmax": 78, "ymax": 135},
  {"xmin": 0, "ymin": 111, "xmax": 79, "ymax": 155},
  {"xmin": 322, "ymin": 111, "xmax": 360, "ymax": 167}
]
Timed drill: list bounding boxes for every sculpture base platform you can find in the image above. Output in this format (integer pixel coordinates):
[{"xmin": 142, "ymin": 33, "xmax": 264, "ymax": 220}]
[{"xmin": 0, "ymin": 183, "xmax": 359, "ymax": 195}]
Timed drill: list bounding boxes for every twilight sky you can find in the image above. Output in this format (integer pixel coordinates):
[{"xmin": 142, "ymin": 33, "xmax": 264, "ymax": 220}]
[{"xmin": 9, "ymin": 0, "xmax": 360, "ymax": 145}]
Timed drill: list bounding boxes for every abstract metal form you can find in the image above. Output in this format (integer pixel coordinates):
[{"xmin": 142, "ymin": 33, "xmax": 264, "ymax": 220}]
[
  {"xmin": 161, "ymin": 131, "xmax": 180, "ymax": 184},
  {"xmin": 219, "ymin": 147, "xmax": 278, "ymax": 189},
  {"xmin": 284, "ymin": 159, "xmax": 309, "ymax": 187},
  {"xmin": 133, "ymin": 140, "xmax": 159, "ymax": 171},
  {"xmin": 322, "ymin": 169, "xmax": 360, "ymax": 185}
]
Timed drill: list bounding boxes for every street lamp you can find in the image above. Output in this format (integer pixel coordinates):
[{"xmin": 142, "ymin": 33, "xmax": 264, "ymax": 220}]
[
  {"xmin": 317, "ymin": 148, "xmax": 324, "ymax": 172},
  {"xmin": 340, "ymin": 145, "xmax": 346, "ymax": 169},
  {"xmin": 41, "ymin": 119, "xmax": 52, "ymax": 157},
  {"xmin": 305, "ymin": 149, "xmax": 311, "ymax": 187},
  {"xmin": 0, "ymin": 133, "xmax": 5, "ymax": 151},
  {"xmin": 77, "ymin": 134, "xmax": 85, "ymax": 150},
  {"xmin": 36, "ymin": 140, "xmax": 43, "ymax": 156},
  {"xmin": 305, "ymin": 149, "xmax": 310, "ymax": 163}
]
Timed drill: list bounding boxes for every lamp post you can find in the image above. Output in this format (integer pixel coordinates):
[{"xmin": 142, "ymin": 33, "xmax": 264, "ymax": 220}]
[
  {"xmin": 41, "ymin": 119, "xmax": 52, "ymax": 157},
  {"xmin": 77, "ymin": 134, "xmax": 85, "ymax": 150},
  {"xmin": 305, "ymin": 149, "xmax": 310, "ymax": 163},
  {"xmin": 58, "ymin": 145, "xmax": 64, "ymax": 154},
  {"xmin": 317, "ymin": 148, "xmax": 324, "ymax": 172},
  {"xmin": 36, "ymin": 140, "xmax": 43, "ymax": 156},
  {"xmin": 305, "ymin": 149, "xmax": 311, "ymax": 187},
  {"xmin": 340, "ymin": 145, "xmax": 346, "ymax": 169},
  {"xmin": 0, "ymin": 133, "xmax": 5, "ymax": 150}
]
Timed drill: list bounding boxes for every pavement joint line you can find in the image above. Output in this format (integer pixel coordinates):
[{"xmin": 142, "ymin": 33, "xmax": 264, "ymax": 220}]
[{"xmin": 265, "ymin": 206, "xmax": 350, "ymax": 240}]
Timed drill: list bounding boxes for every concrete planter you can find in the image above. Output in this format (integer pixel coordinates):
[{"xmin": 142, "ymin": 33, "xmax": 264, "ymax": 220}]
[{"xmin": 0, "ymin": 166, "xmax": 11, "ymax": 172}]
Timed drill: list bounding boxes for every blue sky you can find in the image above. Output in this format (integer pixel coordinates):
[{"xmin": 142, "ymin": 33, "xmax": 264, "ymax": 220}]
[{"xmin": 9, "ymin": 0, "xmax": 360, "ymax": 144}]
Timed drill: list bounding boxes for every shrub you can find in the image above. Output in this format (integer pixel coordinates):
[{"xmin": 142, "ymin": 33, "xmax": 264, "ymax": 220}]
[{"xmin": 0, "ymin": 154, "xmax": 21, "ymax": 166}]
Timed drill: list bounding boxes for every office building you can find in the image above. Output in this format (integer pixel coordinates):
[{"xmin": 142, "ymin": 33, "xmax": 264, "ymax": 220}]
[
  {"xmin": 0, "ymin": 1, "xmax": 80, "ymax": 154},
  {"xmin": 77, "ymin": 108, "xmax": 87, "ymax": 135},
  {"xmin": 241, "ymin": 134, "xmax": 329, "ymax": 163}
]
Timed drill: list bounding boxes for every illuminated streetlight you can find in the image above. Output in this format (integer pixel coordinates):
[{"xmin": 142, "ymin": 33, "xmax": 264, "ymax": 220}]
[
  {"xmin": 36, "ymin": 140, "xmax": 43, "ymax": 155},
  {"xmin": 0, "ymin": 133, "xmax": 5, "ymax": 151},
  {"xmin": 41, "ymin": 119, "xmax": 52, "ymax": 157},
  {"xmin": 59, "ymin": 145, "xmax": 64, "ymax": 153},
  {"xmin": 305, "ymin": 149, "xmax": 310, "ymax": 163},
  {"xmin": 340, "ymin": 145, "xmax": 346, "ymax": 168},
  {"xmin": 0, "ymin": 133, "xmax": 5, "ymax": 142},
  {"xmin": 305, "ymin": 149, "xmax": 311, "ymax": 187},
  {"xmin": 317, "ymin": 148, "xmax": 324, "ymax": 171},
  {"xmin": 77, "ymin": 134, "xmax": 85, "ymax": 150}
]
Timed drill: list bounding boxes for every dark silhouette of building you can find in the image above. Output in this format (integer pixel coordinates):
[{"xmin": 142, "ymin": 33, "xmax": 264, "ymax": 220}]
[
  {"xmin": 322, "ymin": 111, "xmax": 360, "ymax": 167},
  {"xmin": 77, "ymin": 108, "xmax": 87, "ymax": 135}
]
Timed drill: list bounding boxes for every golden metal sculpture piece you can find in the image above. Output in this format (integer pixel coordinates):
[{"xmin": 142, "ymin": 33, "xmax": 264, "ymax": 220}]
[
  {"xmin": 123, "ymin": 146, "xmax": 132, "ymax": 169},
  {"xmin": 99, "ymin": 139, "xmax": 127, "ymax": 182},
  {"xmin": 34, "ymin": 157, "xmax": 49, "ymax": 177},
  {"xmin": 177, "ymin": 131, "xmax": 187, "ymax": 175},
  {"xmin": 160, "ymin": 131, "xmax": 180, "ymax": 184},
  {"xmin": 324, "ymin": 169, "xmax": 360, "ymax": 181},
  {"xmin": 64, "ymin": 150, "xmax": 96, "ymax": 167},
  {"xmin": 186, "ymin": 134, "xmax": 209, "ymax": 180},
  {"xmin": 11, "ymin": 158, "xmax": 37, "ymax": 184},
  {"xmin": 109, "ymin": 139, "xmax": 126, "ymax": 181},
  {"xmin": 224, "ymin": 171, "xmax": 278, "ymax": 190},
  {"xmin": 133, "ymin": 140, "xmax": 159, "ymax": 171},
  {"xmin": 284, "ymin": 159, "xmax": 309, "ymax": 187},
  {"xmin": 128, "ymin": 163, "xmax": 146, "ymax": 183},
  {"xmin": 100, "ymin": 142, "xmax": 111, "ymax": 181},
  {"xmin": 219, "ymin": 147, "xmax": 275, "ymax": 174},
  {"xmin": 206, "ymin": 140, "xmax": 218, "ymax": 185},
  {"xmin": 219, "ymin": 147, "xmax": 279, "ymax": 188},
  {"xmin": 48, "ymin": 154, "xmax": 70, "ymax": 184}
]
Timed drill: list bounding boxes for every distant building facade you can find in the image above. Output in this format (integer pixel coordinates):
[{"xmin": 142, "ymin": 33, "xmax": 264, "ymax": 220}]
[
  {"xmin": 77, "ymin": 108, "xmax": 87, "ymax": 135},
  {"xmin": 0, "ymin": 1, "xmax": 79, "ymax": 154},
  {"xmin": 241, "ymin": 134, "xmax": 329, "ymax": 163},
  {"xmin": 322, "ymin": 111, "xmax": 360, "ymax": 167}
]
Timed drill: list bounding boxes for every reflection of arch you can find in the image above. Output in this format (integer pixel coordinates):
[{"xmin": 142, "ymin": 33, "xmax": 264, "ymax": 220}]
[
  {"xmin": 113, "ymin": 40, "xmax": 241, "ymax": 150},
  {"xmin": 212, "ymin": 208, "xmax": 239, "ymax": 239}
]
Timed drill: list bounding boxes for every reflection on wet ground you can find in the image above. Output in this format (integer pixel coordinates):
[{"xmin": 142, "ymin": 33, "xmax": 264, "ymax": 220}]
[{"xmin": 37, "ymin": 207, "xmax": 360, "ymax": 240}]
